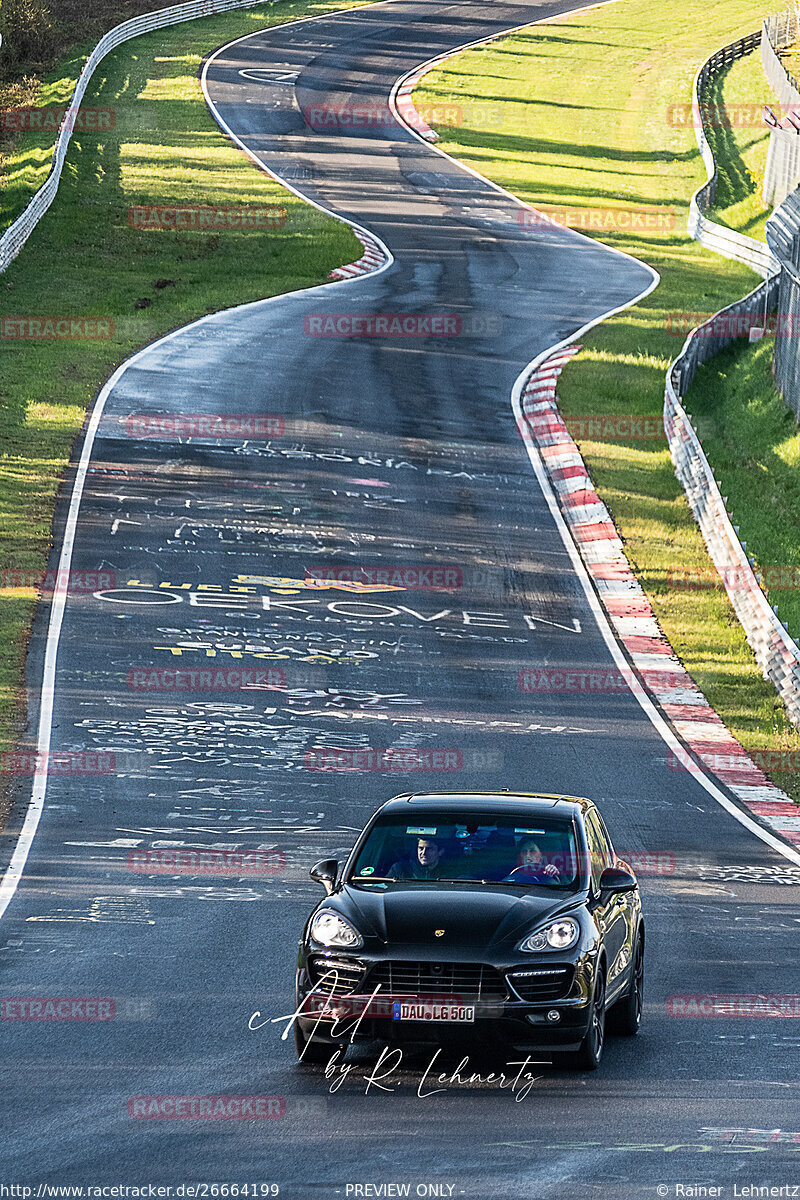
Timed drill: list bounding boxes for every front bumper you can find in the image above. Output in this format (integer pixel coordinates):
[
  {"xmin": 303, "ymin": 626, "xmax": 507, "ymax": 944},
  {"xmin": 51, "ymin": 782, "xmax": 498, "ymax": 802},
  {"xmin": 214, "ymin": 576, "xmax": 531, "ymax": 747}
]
[{"xmin": 295, "ymin": 946, "xmax": 598, "ymax": 1051}]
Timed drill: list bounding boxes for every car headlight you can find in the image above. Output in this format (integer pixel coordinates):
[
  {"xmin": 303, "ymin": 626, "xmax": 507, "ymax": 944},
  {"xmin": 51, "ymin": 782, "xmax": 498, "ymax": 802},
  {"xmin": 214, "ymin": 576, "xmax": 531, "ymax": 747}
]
[
  {"xmin": 518, "ymin": 916, "xmax": 580, "ymax": 953},
  {"xmin": 309, "ymin": 910, "xmax": 363, "ymax": 949}
]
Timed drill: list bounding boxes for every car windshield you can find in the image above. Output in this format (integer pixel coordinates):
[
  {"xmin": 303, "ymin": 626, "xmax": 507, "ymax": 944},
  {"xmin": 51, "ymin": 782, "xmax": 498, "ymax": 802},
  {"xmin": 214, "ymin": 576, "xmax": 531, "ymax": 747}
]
[{"xmin": 348, "ymin": 810, "xmax": 581, "ymax": 889}]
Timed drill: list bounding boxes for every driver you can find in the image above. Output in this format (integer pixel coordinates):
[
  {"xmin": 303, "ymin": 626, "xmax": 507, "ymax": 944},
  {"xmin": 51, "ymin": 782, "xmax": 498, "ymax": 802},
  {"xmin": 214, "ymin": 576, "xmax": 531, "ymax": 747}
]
[
  {"xmin": 389, "ymin": 836, "xmax": 450, "ymax": 881},
  {"xmin": 505, "ymin": 837, "xmax": 560, "ymax": 882}
]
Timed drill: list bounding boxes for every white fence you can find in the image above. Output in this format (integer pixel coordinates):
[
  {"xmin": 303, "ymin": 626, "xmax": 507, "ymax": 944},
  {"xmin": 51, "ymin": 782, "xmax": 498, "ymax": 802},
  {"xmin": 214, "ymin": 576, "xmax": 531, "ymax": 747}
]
[
  {"xmin": 0, "ymin": 0, "xmax": 267, "ymax": 274},
  {"xmin": 765, "ymin": 186, "xmax": 800, "ymax": 413},
  {"xmin": 688, "ymin": 32, "xmax": 779, "ymax": 277},
  {"xmin": 762, "ymin": 9, "xmax": 800, "ymax": 105},
  {"xmin": 761, "ymin": 12, "xmax": 800, "ymax": 205},
  {"xmin": 664, "ymin": 277, "xmax": 800, "ymax": 730},
  {"xmin": 662, "ymin": 30, "xmax": 800, "ymax": 728}
]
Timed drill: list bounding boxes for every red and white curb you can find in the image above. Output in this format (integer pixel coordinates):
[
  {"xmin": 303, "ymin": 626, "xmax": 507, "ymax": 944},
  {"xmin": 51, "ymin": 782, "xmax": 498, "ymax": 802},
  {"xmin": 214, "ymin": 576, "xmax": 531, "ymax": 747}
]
[
  {"xmin": 329, "ymin": 229, "xmax": 389, "ymax": 279},
  {"xmin": 395, "ymin": 66, "xmax": 440, "ymax": 141},
  {"xmin": 522, "ymin": 345, "xmax": 800, "ymax": 849}
]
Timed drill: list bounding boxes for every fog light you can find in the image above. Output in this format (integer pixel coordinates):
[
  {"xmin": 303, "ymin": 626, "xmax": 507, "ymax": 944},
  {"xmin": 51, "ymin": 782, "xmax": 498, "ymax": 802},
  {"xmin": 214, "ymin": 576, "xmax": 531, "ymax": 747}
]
[{"xmin": 546, "ymin": 1010, "xmax": 561, "ymax": 1023}]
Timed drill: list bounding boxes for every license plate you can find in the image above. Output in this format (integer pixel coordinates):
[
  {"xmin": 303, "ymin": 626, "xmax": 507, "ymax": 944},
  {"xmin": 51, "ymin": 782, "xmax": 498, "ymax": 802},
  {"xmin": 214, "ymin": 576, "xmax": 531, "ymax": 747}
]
[{"xmin": 392, "ymin": 1001, "xmax": 475, "ymax": 1023}]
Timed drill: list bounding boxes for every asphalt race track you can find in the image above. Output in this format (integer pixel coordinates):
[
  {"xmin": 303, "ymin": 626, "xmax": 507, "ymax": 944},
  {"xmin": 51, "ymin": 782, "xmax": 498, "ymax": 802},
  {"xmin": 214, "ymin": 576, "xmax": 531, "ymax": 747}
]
[{"xmin": 2, "ymin": 0, "xmax": 800, "ymax": 1193}]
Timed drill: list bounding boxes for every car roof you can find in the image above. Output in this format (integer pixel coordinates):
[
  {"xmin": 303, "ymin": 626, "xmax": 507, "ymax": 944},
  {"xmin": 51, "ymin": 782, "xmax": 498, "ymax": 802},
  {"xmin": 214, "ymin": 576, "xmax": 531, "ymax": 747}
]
[{"xmin": 379, "ymin": 791, "xmax": 594, "ymax": 819}]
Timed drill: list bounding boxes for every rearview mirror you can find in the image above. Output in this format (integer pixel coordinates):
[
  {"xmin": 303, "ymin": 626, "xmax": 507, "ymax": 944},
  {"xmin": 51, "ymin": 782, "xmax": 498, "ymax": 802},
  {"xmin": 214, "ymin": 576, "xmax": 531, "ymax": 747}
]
[
  {"xmin": 310, "ymin": 859, "xmax": 340, "ymax": 895},
  {"xmin": 599, "ymin": 866, "xmax": 637, "ymax": 895}
]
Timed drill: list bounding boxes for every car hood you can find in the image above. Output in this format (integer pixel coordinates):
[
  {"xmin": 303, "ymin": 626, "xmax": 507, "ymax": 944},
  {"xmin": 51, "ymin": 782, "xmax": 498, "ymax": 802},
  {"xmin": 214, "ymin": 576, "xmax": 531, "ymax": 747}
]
[{"xmin": 337, "ymin": 883, "xmax": 577, "ymax": 951}]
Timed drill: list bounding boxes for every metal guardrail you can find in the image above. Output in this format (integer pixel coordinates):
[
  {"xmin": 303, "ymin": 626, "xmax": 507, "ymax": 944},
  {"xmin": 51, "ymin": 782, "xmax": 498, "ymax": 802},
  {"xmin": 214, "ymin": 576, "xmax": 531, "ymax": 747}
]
[
  {"xmin": 0, "ymin": 0, "xmax": 267, "ymax": 274},
  {"xmin": 665, "ymin": 20, "xmax": 800, "ymax": 730},
  {"xmin": 766, "ymin": 186, "xmax": 800, "ymax": 412},
  {"xmin": 688, "ymin": 31, "xmax": 779, "ymax": 277},
  {"xmin": 762, "ymin": 12, "xmax": 800, "ymax": 205},
  {"xmin": 763, "ymin": 9, "xmax": 800, "ymax": 99},
  {"xmin": 664, "ymin": 274, "xmax": 800, "ymax": 730}
]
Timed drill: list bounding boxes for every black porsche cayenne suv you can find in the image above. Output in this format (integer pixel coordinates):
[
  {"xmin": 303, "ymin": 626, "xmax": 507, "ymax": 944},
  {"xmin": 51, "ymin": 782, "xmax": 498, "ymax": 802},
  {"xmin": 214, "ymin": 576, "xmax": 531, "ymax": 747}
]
[{"xmin": 294, "ymin": 791, "xmax": 644, "ymax": 1071}]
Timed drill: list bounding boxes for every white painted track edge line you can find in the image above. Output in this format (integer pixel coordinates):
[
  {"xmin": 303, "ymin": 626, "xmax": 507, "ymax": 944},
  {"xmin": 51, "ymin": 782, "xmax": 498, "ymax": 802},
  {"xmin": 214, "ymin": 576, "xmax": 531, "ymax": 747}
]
[
  {"xmin": 514, "ymin": 371, "xmax": 800, "ymax": 869},
  {"xmin": 2, "ymin": 0, "xmax": 795, "ymax": 925},
  {"xmin": 0, "ymin": 273, "xmax": 396, "ymax": 922},
  {"xmin": 0, "ymin": 0, "xmax": 410, "ymax": 922},
  {"xmin": 387, "ymin": 0, "xmax": 667, "ymax": 273},
  {"xmin": 201, "ymin": 0, "xmax": 401, "ymax": 268},
  {"xmin": 387, "ymin": 6, "xmax": 800, "ymax": 867}
]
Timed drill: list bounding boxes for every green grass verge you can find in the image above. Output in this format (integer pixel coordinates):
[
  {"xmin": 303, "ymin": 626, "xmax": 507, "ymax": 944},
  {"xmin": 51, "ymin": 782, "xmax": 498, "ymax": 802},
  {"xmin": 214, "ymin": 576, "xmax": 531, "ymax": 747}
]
[
  {"xmin": 704, "ymin": 49, "xmax": 772, "ymax": 238},
  {"xmin": 685, "ymin": 335, "xmax": 800, "ymax": 634},
  {"xmin": 0, "ymin": 0, "xmax": 364, "ymax": 795},
  {"xmin": 415, "ymin": 0, "xmax": 800, "ymax": 801},
  {"xmin": 0, "ymin": 0, "xmax": 257, "ymax": 228}
]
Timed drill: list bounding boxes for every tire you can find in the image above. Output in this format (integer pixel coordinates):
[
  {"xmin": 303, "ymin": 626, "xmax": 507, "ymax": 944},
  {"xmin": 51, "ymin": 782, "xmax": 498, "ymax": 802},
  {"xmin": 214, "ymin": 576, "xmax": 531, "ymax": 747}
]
[
  {"xmin": 610, "ymin": 931, "xmax": 644, "ymax": 1036},
  {"xmin": 562, "ymin": 964, "xmax": 606, "ymax": 1072},
  {"xmin": 293, "ymin": 1017, "xmax": 343, "ymax": 1066}
]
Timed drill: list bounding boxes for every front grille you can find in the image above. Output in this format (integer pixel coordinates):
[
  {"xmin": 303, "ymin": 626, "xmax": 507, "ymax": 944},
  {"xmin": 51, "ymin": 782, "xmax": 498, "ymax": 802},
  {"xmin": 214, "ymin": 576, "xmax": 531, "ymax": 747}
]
[
  {"xmin": 308, "ymin": 956, "xmax": 365, "ymax": 996},
  {"xmin": 364, "ymin": 961, "xmax": 508, "ymax": 1002},
  {"xmin": 507, "ymin": 964, "xmax": 574, "ymax": 1002}
]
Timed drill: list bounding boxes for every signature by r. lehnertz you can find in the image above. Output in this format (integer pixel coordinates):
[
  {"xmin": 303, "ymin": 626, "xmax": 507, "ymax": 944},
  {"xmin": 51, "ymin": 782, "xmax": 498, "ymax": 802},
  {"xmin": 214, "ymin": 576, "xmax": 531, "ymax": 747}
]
[{"xmin": 248, "ymin": 990, "xmax": 545, "ymax": 1101}]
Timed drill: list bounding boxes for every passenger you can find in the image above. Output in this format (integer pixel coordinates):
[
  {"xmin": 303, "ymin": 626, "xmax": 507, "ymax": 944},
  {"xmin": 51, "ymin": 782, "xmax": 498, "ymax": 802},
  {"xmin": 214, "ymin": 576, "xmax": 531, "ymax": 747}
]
[
  {"xmin": 505, "ymin": 837, "xmax": 560, "ymax": 882},
  {"xmin": 389, "ymin": 836, "xmax": 451, "ymax": 881}
]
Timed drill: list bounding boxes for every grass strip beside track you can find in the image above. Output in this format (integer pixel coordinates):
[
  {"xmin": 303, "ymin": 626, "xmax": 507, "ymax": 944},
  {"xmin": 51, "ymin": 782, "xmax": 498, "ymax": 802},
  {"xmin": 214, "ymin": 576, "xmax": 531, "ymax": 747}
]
[
  {"xmin": 415, "ymin": 0, "xmax": 800, "ymax": 801},
  {"xmin": 0, "ymin": 0, "xmax": 365, "ymax": 815},
  {"xmin": 683, "ymin": 43, "xmax": 800, "ymax": 638},
  {"xmin": 704, "ymin": 49, "xmax": 772, "ymax": 238},
  {"xmin": 684, "ymin": 320, "xmax": 800, "ymax": 646}
]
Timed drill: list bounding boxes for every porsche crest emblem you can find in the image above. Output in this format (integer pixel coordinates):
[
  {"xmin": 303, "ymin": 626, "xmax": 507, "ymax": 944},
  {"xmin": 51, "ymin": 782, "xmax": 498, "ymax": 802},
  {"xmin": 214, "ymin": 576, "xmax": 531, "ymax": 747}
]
[{"xmin": 434, "ymin": 929, "xmax": 445, "ymax": 937}]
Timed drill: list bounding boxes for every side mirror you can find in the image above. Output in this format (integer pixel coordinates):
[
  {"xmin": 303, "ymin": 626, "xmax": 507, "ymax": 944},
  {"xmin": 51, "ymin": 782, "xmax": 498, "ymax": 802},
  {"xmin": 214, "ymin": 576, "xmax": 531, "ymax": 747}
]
[
  {"xmin": 599, "ymin": 866, "xmax": 637, "ymax": 895},
  {"xmin": 310, "ymin": 859, "xmax": 340, "ymax": 895}
]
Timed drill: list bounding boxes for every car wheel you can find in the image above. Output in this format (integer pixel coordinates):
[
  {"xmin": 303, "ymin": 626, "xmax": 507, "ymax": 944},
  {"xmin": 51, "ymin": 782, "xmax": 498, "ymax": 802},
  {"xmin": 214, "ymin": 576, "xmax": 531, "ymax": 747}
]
[
  {"xmin": 610, "ymin": 931, "xmax": 644, "ymax": 1036},
  {"xmin": 563, "ymin": 964, "xmax": 606, "ymax": 1072},
  {"xmin": 293, "ymin": 1018, "xmax": 343, "ymax": 1066}
]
